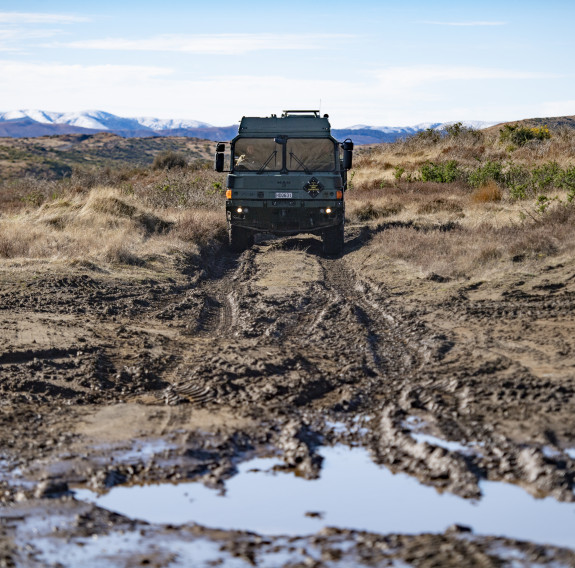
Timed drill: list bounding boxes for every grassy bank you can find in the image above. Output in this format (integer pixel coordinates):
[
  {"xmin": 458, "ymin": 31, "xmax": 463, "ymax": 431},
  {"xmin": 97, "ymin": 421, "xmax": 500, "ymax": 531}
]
[
  {"xmin": 0, "ymin": 160, "xmax": 227, "ymax": 269},
  {"xmin": 346, "ymin": 122, "xmax": 575, "ymax": 279},
  {"xmin": 1, "ymin": 123, "xmax": 575, "ymax": 282}
]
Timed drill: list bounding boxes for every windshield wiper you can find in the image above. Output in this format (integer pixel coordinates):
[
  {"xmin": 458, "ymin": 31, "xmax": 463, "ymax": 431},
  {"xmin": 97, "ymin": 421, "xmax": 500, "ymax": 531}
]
[
  {"xmin": 257, "ymin": 150, "xmax": 277, "ymax": 174},
  {"xmin": 289, "ymin": 152, "xmax": 311, "ymax": 174}
]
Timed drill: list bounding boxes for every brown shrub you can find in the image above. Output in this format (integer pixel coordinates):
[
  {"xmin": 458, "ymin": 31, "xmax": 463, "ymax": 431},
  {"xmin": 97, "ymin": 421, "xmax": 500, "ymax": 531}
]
[
  {"xmin": 152, "ymin": 151, "xmax": 188, "ymax": 170},
  {"xmin": 471, "ymin": 181, "xmax": 502, "ymax": 203}
]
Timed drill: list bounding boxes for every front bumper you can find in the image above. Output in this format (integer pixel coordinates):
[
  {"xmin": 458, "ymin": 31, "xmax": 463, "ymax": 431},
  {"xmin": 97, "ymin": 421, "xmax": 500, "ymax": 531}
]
[{"xmin": 226, "ymin": 199, "xmax": 344, "ymax": 234}]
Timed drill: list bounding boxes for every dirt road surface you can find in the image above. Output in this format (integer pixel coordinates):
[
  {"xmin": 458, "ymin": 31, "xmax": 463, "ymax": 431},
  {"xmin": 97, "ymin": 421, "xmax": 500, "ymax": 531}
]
[{"xmin": 2, "ymin": 225, "xmax": 575, "ymax": 567}]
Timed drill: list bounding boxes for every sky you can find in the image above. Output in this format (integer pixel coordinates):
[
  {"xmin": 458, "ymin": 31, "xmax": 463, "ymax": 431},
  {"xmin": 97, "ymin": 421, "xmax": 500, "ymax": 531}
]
[{"xmin": 0, "ymin": 0, "xmax": 574, "ymax": 128}]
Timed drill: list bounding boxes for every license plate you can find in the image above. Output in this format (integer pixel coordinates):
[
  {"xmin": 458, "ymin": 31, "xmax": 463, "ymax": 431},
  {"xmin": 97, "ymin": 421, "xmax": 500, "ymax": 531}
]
[{"xmin": 275, "ymin": 192, "xmax": 293, "ymax": 199}]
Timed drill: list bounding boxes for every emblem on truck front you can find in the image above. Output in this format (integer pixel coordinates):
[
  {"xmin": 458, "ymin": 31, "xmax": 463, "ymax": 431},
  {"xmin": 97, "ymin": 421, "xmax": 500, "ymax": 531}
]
[{"xmin": 303, "ymin": 177, "xmax": 324, "ymax": 198}]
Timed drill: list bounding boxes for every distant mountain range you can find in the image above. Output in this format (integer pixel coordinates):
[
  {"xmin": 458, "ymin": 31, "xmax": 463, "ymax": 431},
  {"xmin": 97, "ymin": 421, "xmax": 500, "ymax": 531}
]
[{"xmin": 0, "ymin": 110, "xmax": 500, "ymax": 144}]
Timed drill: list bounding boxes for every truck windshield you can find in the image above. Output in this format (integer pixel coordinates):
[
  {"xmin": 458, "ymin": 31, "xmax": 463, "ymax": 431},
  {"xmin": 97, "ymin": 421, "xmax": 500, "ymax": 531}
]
[
  {"xmin": 234, "ymin": 139, "xmax": 281, "ymax": 171},
  {"xmin": 287, "ymin": 139, "xmax": 335, "ymax": 172}
]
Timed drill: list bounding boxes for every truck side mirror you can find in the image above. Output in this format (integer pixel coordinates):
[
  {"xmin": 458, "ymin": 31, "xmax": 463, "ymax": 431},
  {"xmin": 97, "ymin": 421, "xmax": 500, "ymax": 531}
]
[
  {"xmin": 342, "ymin": 139, "xmax": 354, "ymax": 170},
  {"xmin": 214, "ymin": 152, "xmax": 224, "ymax": 172},
  {"xmin": 214, "ymin": 142, "xmax": 225, "ymax": 172}
]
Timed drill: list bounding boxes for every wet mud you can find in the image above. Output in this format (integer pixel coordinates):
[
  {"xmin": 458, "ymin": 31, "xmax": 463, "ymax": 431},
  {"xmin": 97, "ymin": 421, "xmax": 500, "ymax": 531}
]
[{"xmin": 2, "ymin": 227, "xmax": 575, "ymax": 566}]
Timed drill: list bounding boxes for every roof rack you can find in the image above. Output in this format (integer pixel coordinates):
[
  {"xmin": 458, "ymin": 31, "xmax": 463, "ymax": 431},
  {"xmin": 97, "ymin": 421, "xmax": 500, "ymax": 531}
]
[{"xmin": 281, "ymin": 110, "xmax": 320, "ymax": 118}]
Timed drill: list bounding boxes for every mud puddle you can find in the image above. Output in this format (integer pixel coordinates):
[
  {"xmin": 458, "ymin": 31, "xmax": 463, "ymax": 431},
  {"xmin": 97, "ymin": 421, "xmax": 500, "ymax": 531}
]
[
  {"xmin": 22, "ymin": 529, "xmax": 253, "ymax": 568},
  {"xmin": 75, "ymin": 445, "xmax": 575, "ymax": 549}
]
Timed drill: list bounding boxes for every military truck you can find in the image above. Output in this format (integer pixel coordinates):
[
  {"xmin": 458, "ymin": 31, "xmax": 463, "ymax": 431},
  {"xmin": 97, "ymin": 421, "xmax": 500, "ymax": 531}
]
[{"xmin": 214, "ymin": 110, "xmax": 353, "ymax": 255}]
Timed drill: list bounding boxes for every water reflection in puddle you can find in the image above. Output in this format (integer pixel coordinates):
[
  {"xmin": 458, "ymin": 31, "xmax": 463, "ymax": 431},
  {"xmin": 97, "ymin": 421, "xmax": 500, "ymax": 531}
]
[
  {"xmin": 75, "ymin": 446, "xmax": 575, "ymax": 549},
  {"xmin": 29, "ymin": 531, "xmax": 252, "ymax": 568},
  {"xmin": 107, "ymin": 439, "xmax": 176, "ymax": 463}
]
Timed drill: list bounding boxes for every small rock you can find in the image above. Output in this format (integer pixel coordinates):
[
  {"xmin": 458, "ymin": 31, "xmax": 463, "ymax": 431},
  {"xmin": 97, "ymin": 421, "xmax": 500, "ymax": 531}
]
[{"xmin": 34, "ymin": 480, "xmax": 69, "ymax": 498}]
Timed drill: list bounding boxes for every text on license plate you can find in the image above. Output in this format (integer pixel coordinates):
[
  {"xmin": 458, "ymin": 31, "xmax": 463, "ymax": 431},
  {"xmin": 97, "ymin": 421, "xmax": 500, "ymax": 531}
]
[{"xmin": 275, "ymin": 192, "xmax": 293, "ymax": 199}]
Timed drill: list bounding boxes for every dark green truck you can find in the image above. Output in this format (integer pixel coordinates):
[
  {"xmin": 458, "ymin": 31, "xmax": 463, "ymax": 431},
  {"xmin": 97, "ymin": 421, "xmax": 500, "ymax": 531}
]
[{"xmin": 215, "ymin": 110, "xmax": 353, "ymax": 255}]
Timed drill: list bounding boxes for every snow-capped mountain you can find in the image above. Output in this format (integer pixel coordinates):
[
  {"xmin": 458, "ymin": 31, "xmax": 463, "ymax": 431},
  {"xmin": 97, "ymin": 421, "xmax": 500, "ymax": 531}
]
[
  {"xmin": 346, "ymin": 120, "xmax": 500, "ymax": 134},
  {"xmin": 333, "ymin": 120, "xmax": 501, "ymax": 144},
  {"xmin": 0, "ymin": 110, "xmax": 501, "ymax": 143},
  {"xmin": 0, "ymin": 110, "xmax": 212, "ymax": 133},
  {"xmin": 0, "ymin": 109, "xmax": 238, "ymax": 140},
  {"xmin": 136, "ymin": 117, "xmax": 212, "ymax": 131}
]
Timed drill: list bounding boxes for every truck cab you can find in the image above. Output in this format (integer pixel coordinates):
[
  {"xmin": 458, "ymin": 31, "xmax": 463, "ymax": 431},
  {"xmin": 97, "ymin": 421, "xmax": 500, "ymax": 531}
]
[{"xmin": 215, "ymin": 110, "xmax": 353, "ymax": 255}]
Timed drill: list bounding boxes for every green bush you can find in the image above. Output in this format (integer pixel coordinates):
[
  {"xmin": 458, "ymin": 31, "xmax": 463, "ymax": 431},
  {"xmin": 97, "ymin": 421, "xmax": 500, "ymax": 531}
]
[
  {"xmin": 394, "ymin": 165, "xmax": 405, "ymax": 181},
  {"xmin": 467, "ymin": 161, "xmax": 505, "ymax": 188},
  {"xmin": 559, "ymin": 166, "xmax": 575, "ymax": 192},
  {"xmin": 416, "ymin": 128, "xmax": 441, "ymax": 143},
  {"xmin": 531, "ymin": 162, "xmax": 562, "ymax": 193},
  {"xmin": 499, "ymin": 124, "xmax": 551, "ymax": 147},
  {"xmin": 443, "ymin": 121, "xmax": 482, "ymax": 141},
  {"xmin": 420, "ymin": 160, "xmax": 462, "ymax": 183},
  {"xmin": 505, "ymin": 163, "xmax": 531, "ymax": 199}
]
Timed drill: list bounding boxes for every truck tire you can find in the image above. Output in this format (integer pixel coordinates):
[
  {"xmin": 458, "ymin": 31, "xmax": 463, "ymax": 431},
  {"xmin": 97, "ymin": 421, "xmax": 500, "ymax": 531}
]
[
  {"xmin": 228, "ymin": 224, "xmax": 254, "ymax": 252},
  {"xmin": 322, "ymin": 222, "xmax": 344, "ymax": 256}
]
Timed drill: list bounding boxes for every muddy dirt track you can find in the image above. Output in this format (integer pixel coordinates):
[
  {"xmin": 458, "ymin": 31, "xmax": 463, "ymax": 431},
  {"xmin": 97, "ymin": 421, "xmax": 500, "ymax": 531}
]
[{"xmin": 2, "ymin": 226, "xmax": 575, "ymax": 566}]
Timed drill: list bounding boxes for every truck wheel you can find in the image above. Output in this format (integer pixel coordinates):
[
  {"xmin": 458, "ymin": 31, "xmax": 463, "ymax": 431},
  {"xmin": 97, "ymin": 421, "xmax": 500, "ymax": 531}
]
[
  {"xmin": 228, "ymin": 224, "xmax": 254, "ymax": 252},
  {"xmin": 322, "ymin": 222, "xmax": 344, "ymax": 256}
]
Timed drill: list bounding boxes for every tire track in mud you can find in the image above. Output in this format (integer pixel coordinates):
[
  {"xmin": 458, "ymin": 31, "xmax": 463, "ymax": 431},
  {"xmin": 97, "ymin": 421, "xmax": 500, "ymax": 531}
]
[
  {"xmin": 175, "ymin": 240, "xmax": 491, "ymax": 493},
  {"xmin": 168, "ymin": 239, "xmax": 429, "ymax": 418},
  {"xmin": 155, "ymin": 252, "xmax": 239, "ymax": 404}
]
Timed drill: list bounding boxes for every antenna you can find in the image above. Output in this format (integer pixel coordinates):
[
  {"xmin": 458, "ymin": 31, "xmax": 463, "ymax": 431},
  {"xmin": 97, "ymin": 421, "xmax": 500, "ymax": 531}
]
[{"xmin": 319, "ymin": 99, "xmax": 322, "ymax": 114}]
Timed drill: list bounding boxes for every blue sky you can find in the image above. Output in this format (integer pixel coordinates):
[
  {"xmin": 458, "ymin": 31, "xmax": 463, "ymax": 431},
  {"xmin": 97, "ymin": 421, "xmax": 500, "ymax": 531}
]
[{"xmin": 0, "ymin": 0, "xmax": 573, "ymax": 127}]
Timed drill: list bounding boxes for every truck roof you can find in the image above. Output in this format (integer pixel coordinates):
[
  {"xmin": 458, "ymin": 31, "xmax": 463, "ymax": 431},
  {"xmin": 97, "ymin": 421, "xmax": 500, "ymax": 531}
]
[{"xmin": 238, "ymin": 111, "xmax": 331, "ymax": 137}]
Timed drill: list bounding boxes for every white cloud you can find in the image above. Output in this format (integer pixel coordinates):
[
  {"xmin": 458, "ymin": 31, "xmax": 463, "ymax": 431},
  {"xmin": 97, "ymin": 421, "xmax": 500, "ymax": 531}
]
[
  {"xmin": 373, "ymin": 65, "xmax": 560, "ymax": 94},
  {"xmin": 421, "ymin": 21, "xmax": 506, "ymax": 26},
  {"xmin": 0, "ymin": 61, "xmax": 171, "ymax": 93},
  {"xmin": 0, "ymin": 60, "xmax": 565, "ymax": 127},
  {"xmin": 0, "ymin": 12, "xmax": 89, "ymax": 24},
  {"xmin": 53, "ymin": 33, "xmax": 352, "ymax": 55},
  {"xmin": 539, "ymin": 100, "xmax": 575, "ymax": 117},
  {"xmin": 0, "ymin": 61, "xmax": 353, "ymax": 123}
]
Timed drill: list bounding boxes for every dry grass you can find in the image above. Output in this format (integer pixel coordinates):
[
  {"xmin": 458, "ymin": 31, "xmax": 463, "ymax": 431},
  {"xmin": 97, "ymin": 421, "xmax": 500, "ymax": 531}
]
[
  {"xmin": 346, "ymin": 124, "xmax": 575, "ymax": 280},
  {"xmin": 471, "ymin": 181, "xmax": 502, "ymax": 203},
  {"xmin": 366, "ymin": 200, "xmax": 575, "ymax": 279},
  {"xmin": 2, "ymin": 124, "xmax": 575, "ymax": 281},
  {"xmin": 352, "ymin": 125, "xmax": 575, "ymax": 191},
  {"xmin": 0, "ymin": 161, "xmax": 227, "ymax": 269},
  {"xmin": 0, "ymin": 186, "xmax": 226, "ymax": 266},
  {"xmin": 173, "ymin": 209, "xmax": 227, "ymax": 244},
  {"xmin": 346, "ymin": 181, "xmax": 469, "ymax": 225}
]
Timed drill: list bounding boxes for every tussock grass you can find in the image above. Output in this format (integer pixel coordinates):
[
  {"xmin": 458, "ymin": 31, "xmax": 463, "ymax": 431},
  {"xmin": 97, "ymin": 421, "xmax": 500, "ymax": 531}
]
[
  {"xmin": 471, "ymin": 181, "xmax": 502, "ymax": 203},
  {"xmin": 0, "ymin": 185, "xmax": 226, "ymax": 266},
  {"xmin": 346, "ymin": 123, "xmax": 575, "ymax": 279},
  {"xmin": 173, "ymin": 209, "xmax": 227, "ymax": 244},
  {"xmin": 347, "ymin": 181, "xmax": 469, "ymax": 224},
  {"xmin": 0, "ymin": 160, "xmax": 227, "ymax": 268},
  {"xmin": 3, "ymin": 123, "xmax": 575, "ymax": 281},
  {"xmin": 353, "ymin": 124, "xmax": 575, "ymax": 193},
  {"xmin": 363, "ymin": 193, "xmax": 575, "ymax": 279}
]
